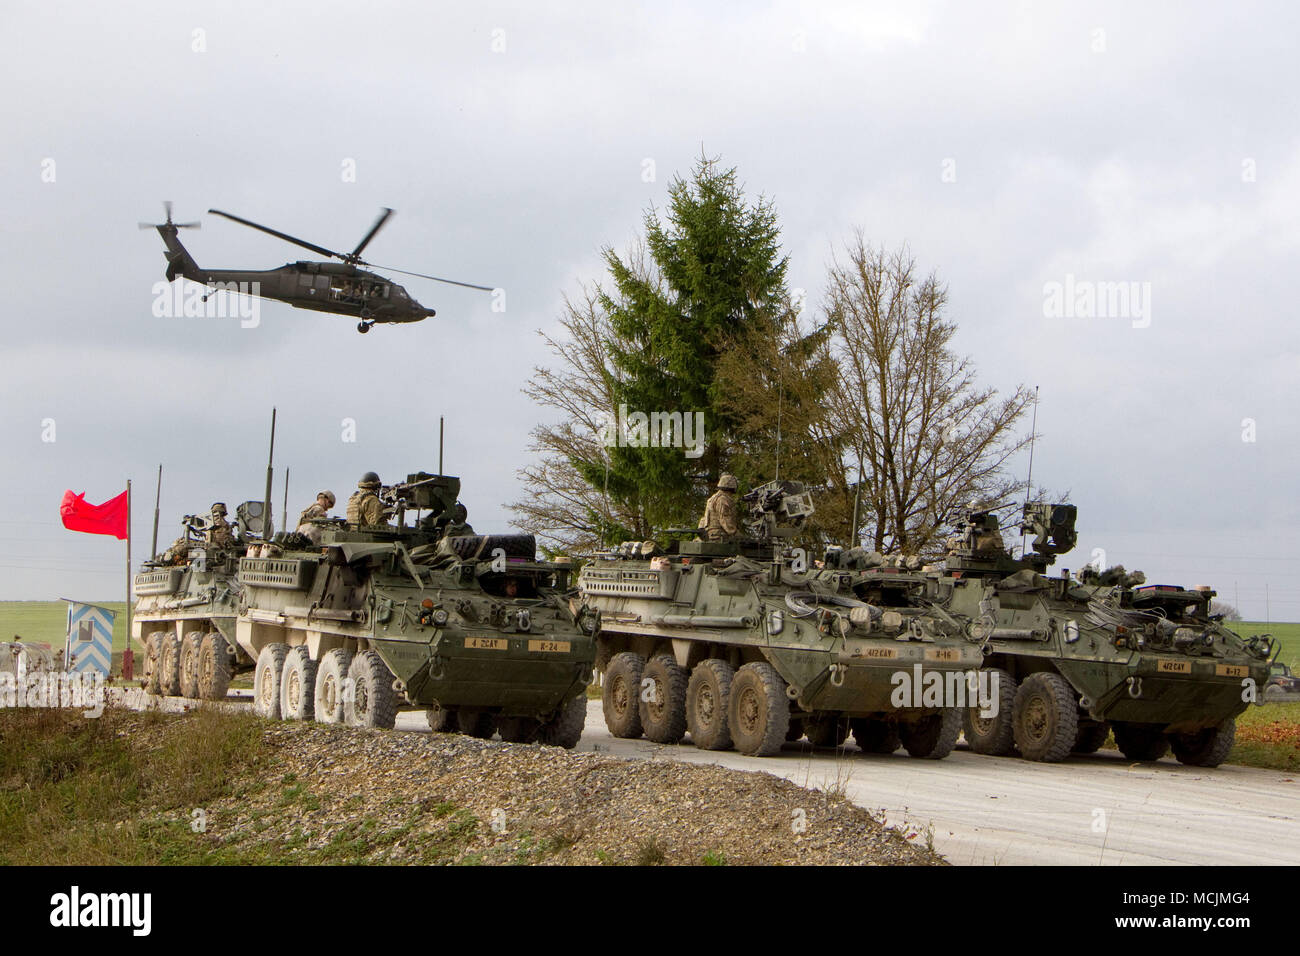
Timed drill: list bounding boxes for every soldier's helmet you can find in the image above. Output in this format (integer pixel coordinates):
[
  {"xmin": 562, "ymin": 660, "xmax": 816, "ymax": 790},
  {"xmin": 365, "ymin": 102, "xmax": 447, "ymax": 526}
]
[
  {"xmin": 211, "ymin": 502, "xmax": 227, "ymax": 516},
  {"xmin": 717, "ymin": 474, "xmax": 738, "ymax": 492},
  {"xmin": 453, "ymin": 502, "xmax": 468, "ymax": 522},
  {"xmin": 318, "ymin": 490, "xmax": 337, "ymax": 508},
  {"xmin": 358, "ymin": 472, "xmax": 381, "ymax": 490}
]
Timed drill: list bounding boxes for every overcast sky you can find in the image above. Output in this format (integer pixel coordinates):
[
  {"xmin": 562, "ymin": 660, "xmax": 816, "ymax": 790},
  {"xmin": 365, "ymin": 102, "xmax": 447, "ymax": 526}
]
[{"xmin": 2, "ymin": 1, "xmax": 1297, "ymax": 620}]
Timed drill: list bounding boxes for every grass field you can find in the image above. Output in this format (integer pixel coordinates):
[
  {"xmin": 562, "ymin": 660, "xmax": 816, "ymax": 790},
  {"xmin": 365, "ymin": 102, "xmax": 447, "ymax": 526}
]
[{"xmin": 0, "ymin": 600, "xmax": 132, "ymax": 651}]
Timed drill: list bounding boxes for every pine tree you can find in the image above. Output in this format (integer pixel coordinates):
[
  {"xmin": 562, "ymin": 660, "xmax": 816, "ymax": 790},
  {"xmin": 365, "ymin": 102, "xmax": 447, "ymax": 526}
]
[{"xmin": 599, "ymin": 154, "xmax": 790, "ymax": 528}]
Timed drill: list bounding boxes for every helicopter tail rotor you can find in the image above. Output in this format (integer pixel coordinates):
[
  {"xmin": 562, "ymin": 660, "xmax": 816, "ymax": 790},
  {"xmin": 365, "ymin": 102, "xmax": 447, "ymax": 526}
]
[{"xmin": 139, "ymin": 201, "xmax": 200, "ymax": 231}]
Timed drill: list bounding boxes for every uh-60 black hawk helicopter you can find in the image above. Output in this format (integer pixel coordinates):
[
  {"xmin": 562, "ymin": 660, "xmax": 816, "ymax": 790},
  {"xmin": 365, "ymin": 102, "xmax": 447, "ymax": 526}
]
[{"xmin": 140, "ymin": 202, "xmax": 492, "ymax": 333}]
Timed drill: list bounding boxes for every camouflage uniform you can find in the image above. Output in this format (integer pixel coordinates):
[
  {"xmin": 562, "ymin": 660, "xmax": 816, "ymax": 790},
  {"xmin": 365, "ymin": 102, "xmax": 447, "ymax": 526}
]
[
  {"xmin": 443, "ymin": 502, "xmax": 474, "ymax": 537},
  {"xmin": 296, "ymin": 491, "xmax": 336, "ymax": 544},
  {"xmin": 207, "ymin": 504, "xmax": 234, "ymax": 548},
  {"xmin": 346, "ymin": 473, "xmax": 387, "ymax": 528},
  {"xmin": 702, "ymin": 474, "xmax": 740, "ymax": 542}
]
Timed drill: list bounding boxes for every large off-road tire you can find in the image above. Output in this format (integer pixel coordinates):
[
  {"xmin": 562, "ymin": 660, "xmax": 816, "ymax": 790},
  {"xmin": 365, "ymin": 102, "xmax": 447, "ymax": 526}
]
[
  {"xmin": 639, "ymin": 654, "xmax": 688, "ymax": 744},
  {"xmin": 804, "ymin": 713, "xmax": 850, "ymax": 748},
  {"xmin": 197, "ymin": 632, "xmax": 233, "ymax": 700},
  {"xmin": 142, "ymin": 631, "xmax": 164, "ymax": 695},
  {"xmin": 456, "ymin": 709, "xmax": 496, "ymax": 739},
  {"xmin": 313, "ymin": 648, "xmax": 353, "ymax": 724},
  {"xmin": 1170, "ymin": 719, "xmax": 1234, "ymax": 767},
  {"xmin": 602, "ymin": 652, "xmax": 646, "ymax": 739},
  {"xmin": 727, "ymin": 661, "xmax": 790, "ymax": 757},
  {"xmin": 852, "ymin": 717, "xmax": 901, "ymax": 754},
  {"xmin": 900, "ymin": 708, "xmax": 962, "ymax": 759},
  {"xmin": 538, "ymin": 694, "xmax": 587, "ymax": 749},
  {"xmin": 279, "ymin": 646, "xmax": 318, "ymax": 721},
  {"xmin": 253, "ymin": 643, "xmax": 290, "ymax": 719},
  {"xmin": 346, "ymin": 650, "xmax": 398, "ymax": 729},
  {"xmin": 179, "ymin": 631, "xmax": 204, "ymax": 699},
  {"xmin": 1011, "ymin": 671, "xmax": 1079, "ymax": 762},
  {"xmin": 687, "ymin": 658, "xmax": 735, "ymax": 751},
  {"xmin": 497, "ymin": 715, "xmax": 542, "ymax": 743},
  {"xmin": 1073, "ymin": 720, "xmax": 1111, "ymax": 754},
  {"xmin": 1113, "ymin": 721, "xmax": 1171, "ymax": 762},
  {"xmin": 426, "ymin": 702, "xmax": 457, "ymax": 733},
  {"xmin": 157, "ymin": 633, "xmax": 182, "ymax": 697},
  {"xmin": 962, "ymin": 667, "xmax": 1017, "ymax": 755}
]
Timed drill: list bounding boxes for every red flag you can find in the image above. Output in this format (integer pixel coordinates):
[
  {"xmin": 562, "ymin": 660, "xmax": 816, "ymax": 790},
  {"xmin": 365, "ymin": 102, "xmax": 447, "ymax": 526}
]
[{"xmin": 60, "ymin": 489, "xmax": 129, "ymax": 540}]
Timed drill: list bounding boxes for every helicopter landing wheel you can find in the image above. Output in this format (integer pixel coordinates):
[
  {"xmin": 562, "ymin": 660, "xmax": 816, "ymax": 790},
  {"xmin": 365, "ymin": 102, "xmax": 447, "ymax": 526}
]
[{"xmin": 357, "ymin": 320, "xmax": 372, "ymax": 334}]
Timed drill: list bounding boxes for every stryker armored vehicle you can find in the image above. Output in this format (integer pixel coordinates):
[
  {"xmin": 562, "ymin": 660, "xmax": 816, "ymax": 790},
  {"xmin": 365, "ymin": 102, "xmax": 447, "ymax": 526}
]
[
  {"xmin": 578, "ymin": 480, "xmax": 986, "ymax": 758},
  {"xmin": 936, "ymin": 503, "xmax": 1274, "ymax": 766},
  {"xmin": 234, "ymin": 473, "xmax": 597, "ymax": 747},
  {"xmin": 133, "ymin": 502, "xmax": 271, "ymax": 699}
]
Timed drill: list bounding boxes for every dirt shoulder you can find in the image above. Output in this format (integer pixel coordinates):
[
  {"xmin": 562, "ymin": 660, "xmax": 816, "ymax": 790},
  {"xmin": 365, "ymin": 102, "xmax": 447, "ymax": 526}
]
[{"xmin": 0, "ymin": 708, "xmax": 943, "ymax": 866}]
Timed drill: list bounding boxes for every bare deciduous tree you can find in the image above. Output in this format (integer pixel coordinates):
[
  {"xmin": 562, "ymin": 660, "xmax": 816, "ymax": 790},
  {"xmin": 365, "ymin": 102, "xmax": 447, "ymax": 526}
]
[{"xmin": 822, "ymin": 233, "xmax": 1035, "ymax": 555}]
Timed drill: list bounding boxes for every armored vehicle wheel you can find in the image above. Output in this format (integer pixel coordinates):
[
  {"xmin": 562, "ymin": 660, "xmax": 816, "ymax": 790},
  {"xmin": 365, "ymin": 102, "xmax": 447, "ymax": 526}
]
[
  {"xmin": 686, "ymin": 658, "xmax": 734, "ymax": 751},
  {"xmin": 851, "ymin": 718, "xmax": 900, "ymax": 754},
  {"xmin": 346, "ymin": 650, "xmax": 398, "ymax": 729},
  {"xmin": 198, "ymin": 632, "xmax": 232, "ymax": 700},
  {"xmin": 1011, "ymin": 672, "xmax": 1078, "ymax": 762},
  {"xmin": 1112, "ymin": 721, "xmax": 1170, "ymax": 762},
  {"xmin": 426, "ymin": 702, "xmax": 457, "ymax": 733},
  {"xmin": 314, "ymin": 648, "xmax": 352, "ymax": 724},
  {"xmin": 1073, "ymin": 720, "xmax": 1110, "ymax": 754},
  {"xmin": 962, "ymin": 667, "xmax": 1017, "ymax": 755},
  {"xmin": 639, "ymin": 654, "xmax": 688, "ymax": 744},
  {"xmin": 727, "ymin": 661, "xmax": 790, "ymax": 757},
  {"xmin": 179, "ymin": 631, "xmax": 204, "ymax": 699},
  {"xmin": 253, "ymin": 643, "xmax": 290, "ymax": 719},
  {"xmin": 805, "ymin": 713, "xmax": 850, "ymax": 748},
  {"xmin": 538, "ymin": 694, "xmax": 587, "ymax": 749},
  {"xmin": 602, "ymin": 652, "xmax": 646, "ymax": 739},
  {"xmin": 142, "ymin": 631, "xmax": 164, "ymax": 695},
  {"xmin": 899, "ymin": 708, "xmax": 962, "ymax": 759},
  {"xmin": 158, "ymin": 633, "xmax": 183, "ymax": 697},
  {"xmin": 786, "ymin": 718, "xmax": 805, "ymax": 742},
  {"xmin": 280, "ymin": 646, "xmax": 318, "ymax": 721},
  {"xmin": 456, "ymin": 708, "xmax": 496, "ymax": 739},
  {"xmin": 1169, "ymin": 719, "xmax": 1235, "ymax": 767},
  {"xmin": 497, "ymin": 715, "xmax": 542, "ymax": 743}
]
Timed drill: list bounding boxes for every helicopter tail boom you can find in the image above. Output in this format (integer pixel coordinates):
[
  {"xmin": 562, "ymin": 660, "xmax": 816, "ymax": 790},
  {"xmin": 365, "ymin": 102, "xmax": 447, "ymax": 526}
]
[{"xmin": 159, "ymin": 225, "xmax": 202, "ymax": 282}]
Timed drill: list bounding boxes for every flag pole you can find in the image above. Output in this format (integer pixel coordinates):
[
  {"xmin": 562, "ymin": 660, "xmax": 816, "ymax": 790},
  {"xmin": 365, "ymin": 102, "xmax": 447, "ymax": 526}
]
[{"xmin": 126, "ymin": 478, "xmax": 133, "ymax": 665}]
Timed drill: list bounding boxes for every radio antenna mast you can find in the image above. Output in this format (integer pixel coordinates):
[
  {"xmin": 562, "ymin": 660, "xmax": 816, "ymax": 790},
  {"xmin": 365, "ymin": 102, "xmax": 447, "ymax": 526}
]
[{"xmin": 1020, "ymin": 386, "xmax": 1039, "ymax": 555}]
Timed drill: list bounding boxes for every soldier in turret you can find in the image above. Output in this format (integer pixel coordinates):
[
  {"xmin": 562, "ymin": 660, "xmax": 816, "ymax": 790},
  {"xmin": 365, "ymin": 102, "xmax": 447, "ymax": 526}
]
[
  {"xmin": 207, "ymin": 503, "xmax": 234, "ymax": 547},
  {"xmin": 296, "ymin": 490, "xmax": 336, "ymax": 544},
  {"xmin": 701, "ymin": 474, "xmax": 740, "ymax": 542},
  {"xmin": 346, "ymin": 472, "xmax": 389, "ymax": 528}
]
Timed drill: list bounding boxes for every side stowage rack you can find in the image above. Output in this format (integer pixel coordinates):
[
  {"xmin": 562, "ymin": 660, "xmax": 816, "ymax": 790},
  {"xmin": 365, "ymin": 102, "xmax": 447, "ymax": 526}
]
[
  {"xmin": 238, "ymin": 555, "xmax": 320, "ymax": 590},
  {"xmin": 134, "ymin": 568, "xmax": 183, "ymax": 595}
]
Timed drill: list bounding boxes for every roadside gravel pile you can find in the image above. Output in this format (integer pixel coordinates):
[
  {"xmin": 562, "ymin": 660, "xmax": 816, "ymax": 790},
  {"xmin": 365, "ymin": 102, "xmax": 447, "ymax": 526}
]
[{"xmin": 208, "ymin": 719, "xmax": 945, "ymax": 865}]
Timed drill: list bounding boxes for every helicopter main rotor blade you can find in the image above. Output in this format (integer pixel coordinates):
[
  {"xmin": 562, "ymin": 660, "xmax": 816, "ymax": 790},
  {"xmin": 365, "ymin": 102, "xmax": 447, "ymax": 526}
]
[
  {"xmin": 349, "ymin": 207, "xmax": 393, "ymax": 261},
  {"xmin": 208, "ymin": 209, "xmax": 341, "ymax": 260},
  {"xmin": 366, "ymin": 262, "xmax": 495, "ymax": 291}
]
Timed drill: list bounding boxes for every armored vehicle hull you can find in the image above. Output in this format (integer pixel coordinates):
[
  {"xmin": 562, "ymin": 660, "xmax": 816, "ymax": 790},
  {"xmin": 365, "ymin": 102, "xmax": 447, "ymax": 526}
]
[
  {"xmin": 939, "ymin": 504, "xmax": 1273, "ymax": 766},
  {"xmin": 133, "ymin": 545, "xmax": 251, "ymax": 700},
  {"xmin": 581, "ymin": 489, "xmax": 986, "ymax": 759},
  {"xmin": 235, "ymin": 474, "xmax": 597, "ymax": 747}
]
